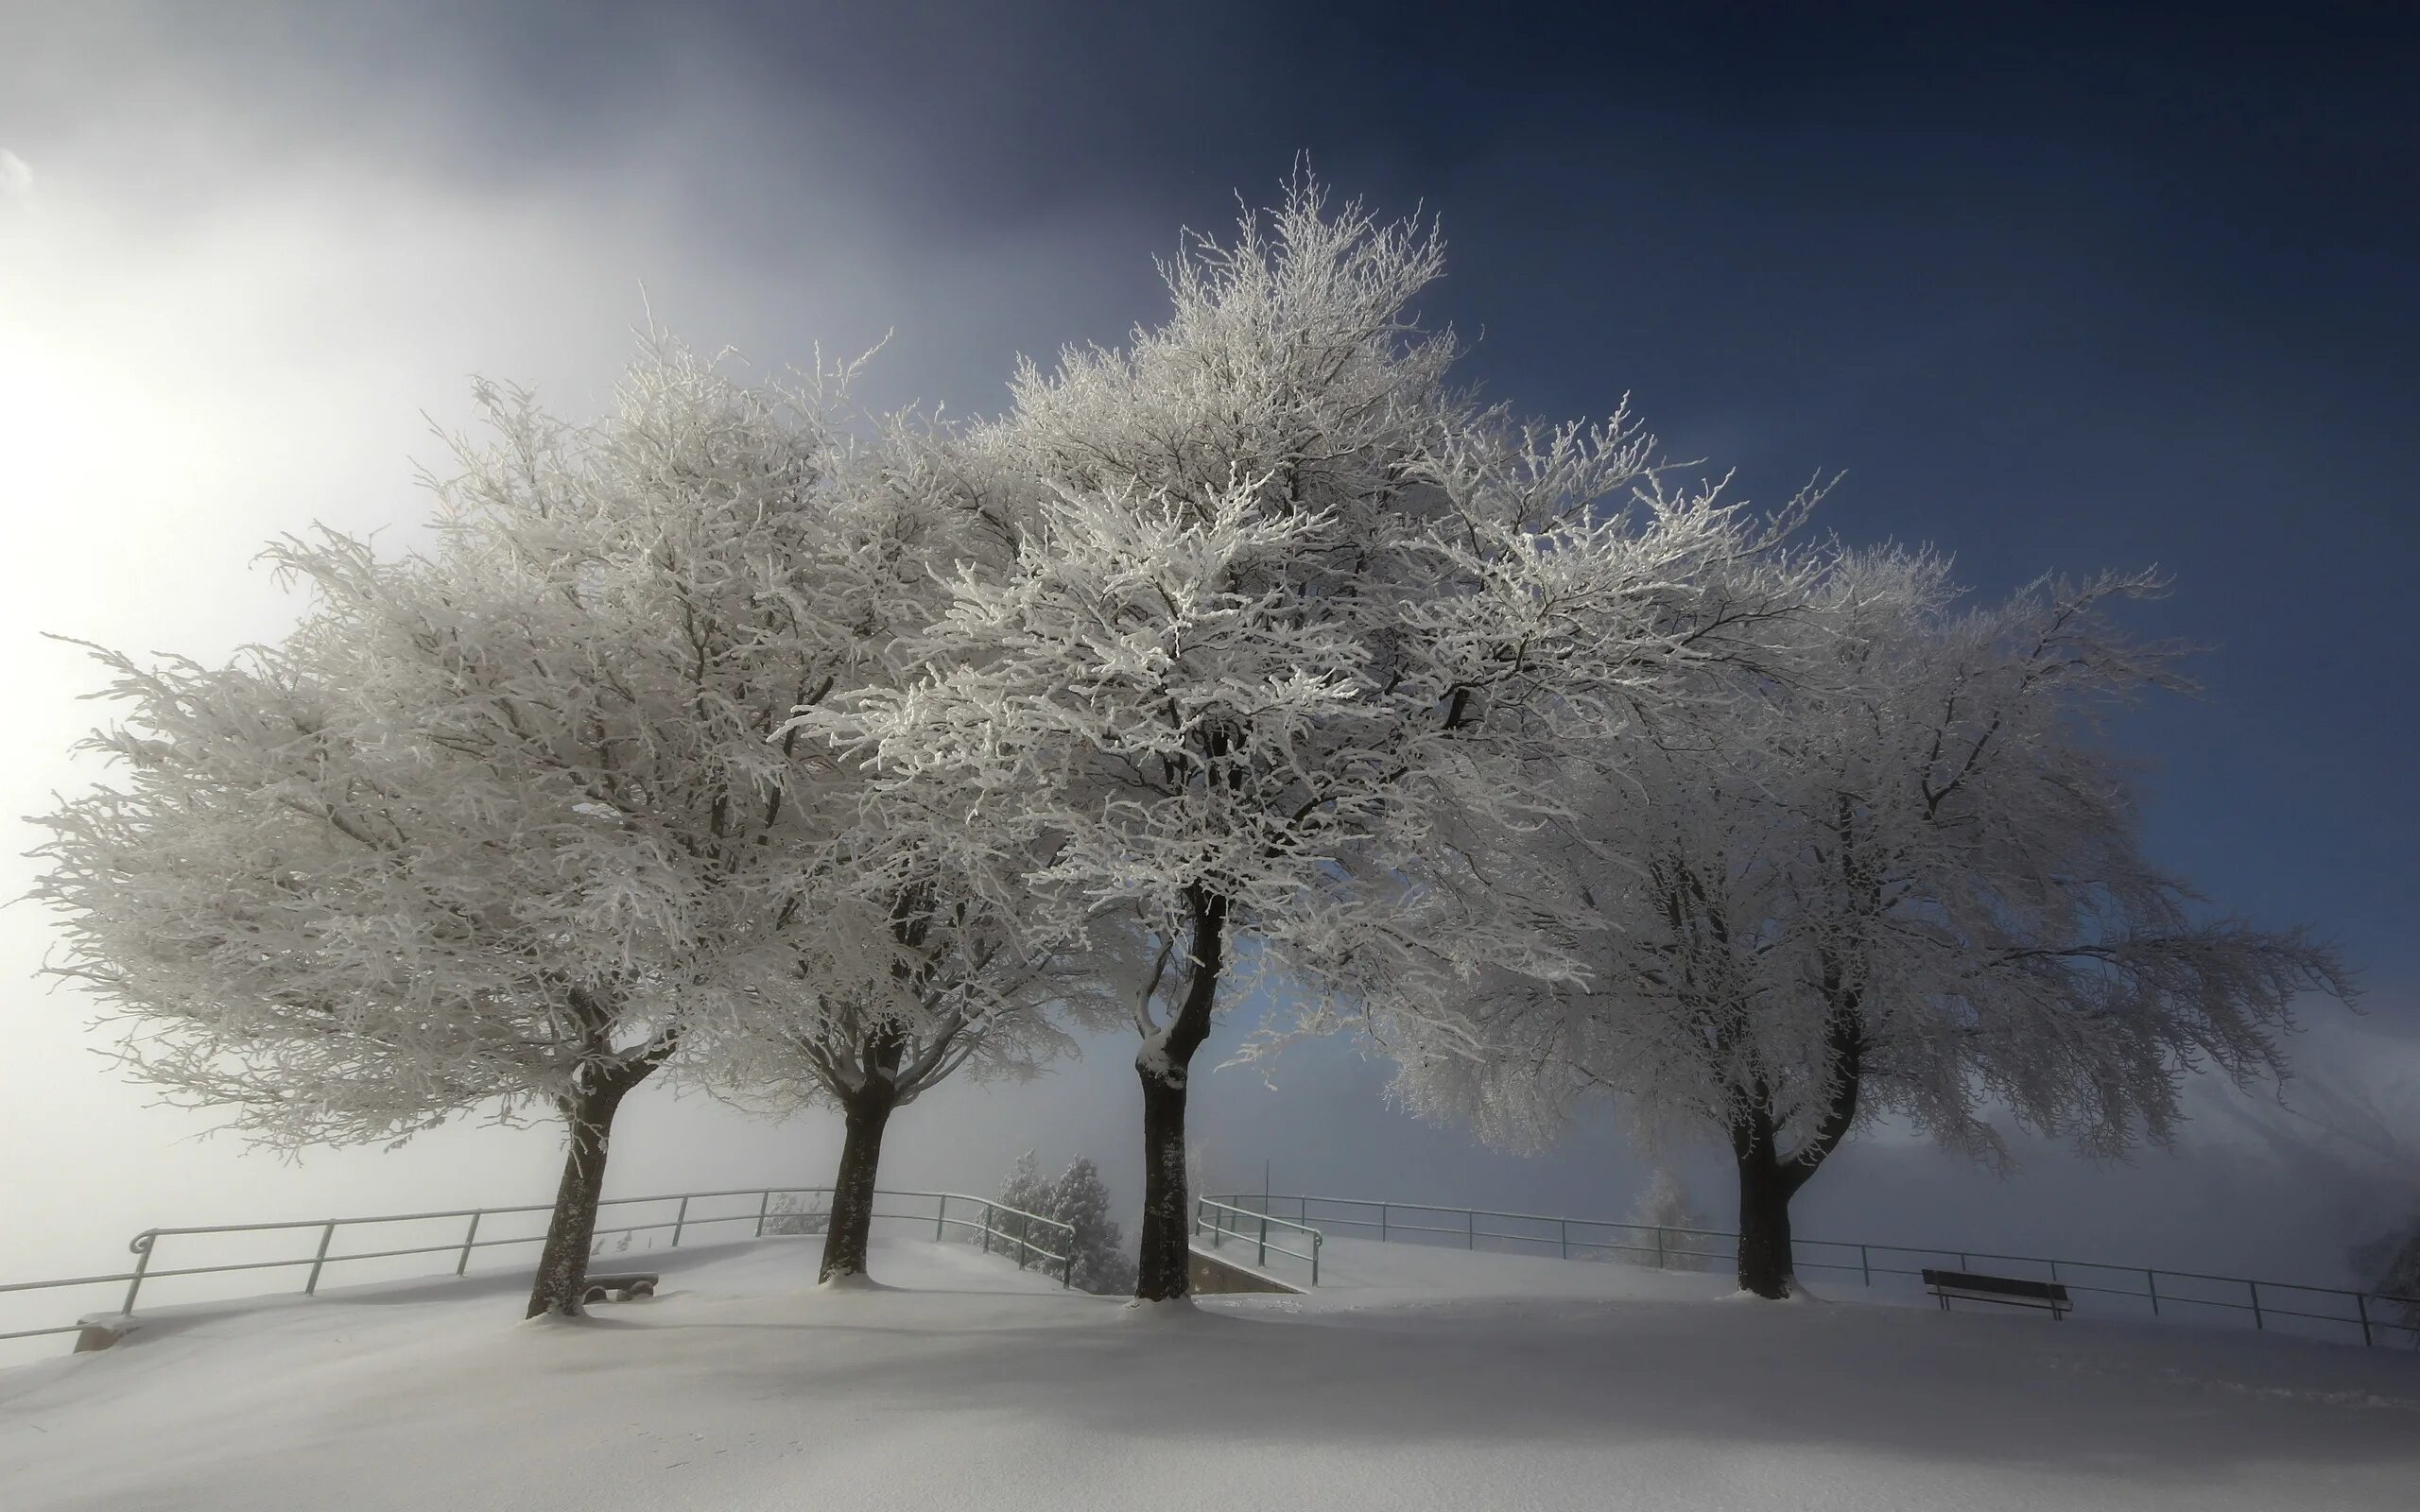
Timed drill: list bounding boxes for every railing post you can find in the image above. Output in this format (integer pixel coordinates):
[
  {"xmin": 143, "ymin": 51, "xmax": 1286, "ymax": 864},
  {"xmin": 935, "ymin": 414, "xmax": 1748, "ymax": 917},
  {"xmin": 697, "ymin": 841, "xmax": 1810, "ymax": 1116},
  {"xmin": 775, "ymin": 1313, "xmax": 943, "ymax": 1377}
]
[
  {"xmin": 1860, "ymin": 1244, "xmax": 1872, "ymax": 1286},
  {"xmin": 1311, "ymin": 1232, "xmax": 1321, "ymax": 1286},
  {"xmin": 672, "ymin": 1195, "xmax": 690, "ymax": 1249},
  {"xmin": 2146, "ymin": 1269, "xmax": 2160, "ymax": 1316},
  {"xmin": 2356, "ymin": 1292, "xmax": 2373, "ymax": 1348},
  {"xmin": 458, "ymin": 1211, "xmax": 482, "ymax": 1276},
  {"xmin": 305, "ymin": 1221, "xmax": 337, "ymax": 1296},
  {"xmin": 1379, "ymin": 1203, "xmax": 1389, "ymax": 1243},
  {"xmin": 755, "ymin": 1191, "xmax": 772, "ymax": 1239},
  {"xmin": 936, "ymin": 1194, "xmax": 948, "ymax": 1243},
  {"xmin": 2249, "ymin": 1280, "xmax": 2264, "ymax": 1331},
  {"xmin": 123, "ymin": 1233, "xmax": 156, "ymax": 1314},
  {"xmin": 1466, "ymin": 1209, "xmax": 1476, "ymax": 1250},
  {"xmin": 1258, "ymin": 1212, "xmax": 1270, "ymax": 1267},
  {"xmin": 1559, "ymin": 1218, "xmax": 1568, "ymax": 1261},
  {"xmin": 1655, "ymin": 1227, "xmax": 1667, "ymax": 1270},
  {"xmin": 982, "ymin": 1203, "xmax": 994, "ymax": 1254},
  {"xmin": 1959, "ymin": 1251, "xmax": 1970, "ymax": 1270},
  {"xmin": 1063, "ymin": 1237, "xmax": 1074, "ymax": 1289}
]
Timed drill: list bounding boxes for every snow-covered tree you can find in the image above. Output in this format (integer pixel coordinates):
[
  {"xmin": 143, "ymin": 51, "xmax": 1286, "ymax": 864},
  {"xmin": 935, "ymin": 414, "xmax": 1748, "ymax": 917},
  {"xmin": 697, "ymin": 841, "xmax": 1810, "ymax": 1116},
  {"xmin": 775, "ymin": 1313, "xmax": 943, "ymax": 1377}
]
[
  {"xmin": 987, "ymin": 1150, "xmax": 1052, "ymax": 1261},
  {"xmin": 1048, "ymin": 1157, "xmax": 1137, "ymax": 1296},
  {"xmin": 797, "ymin": 178, "xmax": 1810, "ymax": 1299},
  {"xmin": 1393, "ymin": 550, "xmax": 2352, "ymax": 1297},
  {"xmin": 981, "ymin": 1153, "xmax": 1135, "ymax": 1295},
  {"xmin": 29, "ymin": 337, "xmax": 982, "ymax": 1315},
  {"xmin": 1621, "ymin": 1169, "xmax": 1707, "ymax": 1271}
]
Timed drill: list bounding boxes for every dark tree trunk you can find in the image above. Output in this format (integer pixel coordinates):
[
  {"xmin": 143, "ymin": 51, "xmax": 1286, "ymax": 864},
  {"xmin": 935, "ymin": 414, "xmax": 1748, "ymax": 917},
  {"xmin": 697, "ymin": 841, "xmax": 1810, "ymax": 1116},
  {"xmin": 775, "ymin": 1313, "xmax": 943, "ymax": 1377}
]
[
  {"xmin": 1133, "ymin": 1068, "xmax": 1194, "ymax": 1300},
  {"xmin": 1731, "ymin": 1003, "xmax": 1865, "ymax": 1300},
  {"xmin": 1132, "ymin": 888, "xmax": 1228, "ymax": 1303},
  {"xmin": 1734, "ymin": 1131, "xmax": 1795, "ymax": 1299},
  {"xmin": 818, "ymin": 1091, "xmax": 897, "ymax": 1284},
  {"xmin": 525, "ymin": 1083, "xmax": 631, "ymax": 1319}
]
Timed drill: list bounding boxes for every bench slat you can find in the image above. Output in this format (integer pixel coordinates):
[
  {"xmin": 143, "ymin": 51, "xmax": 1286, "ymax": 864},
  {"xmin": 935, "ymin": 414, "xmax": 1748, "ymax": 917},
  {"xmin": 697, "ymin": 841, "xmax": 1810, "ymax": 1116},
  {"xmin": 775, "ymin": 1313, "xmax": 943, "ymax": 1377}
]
[{"xmin": 1921, "ymin": 1268, "xmax": 2067, "ymax": 1303}]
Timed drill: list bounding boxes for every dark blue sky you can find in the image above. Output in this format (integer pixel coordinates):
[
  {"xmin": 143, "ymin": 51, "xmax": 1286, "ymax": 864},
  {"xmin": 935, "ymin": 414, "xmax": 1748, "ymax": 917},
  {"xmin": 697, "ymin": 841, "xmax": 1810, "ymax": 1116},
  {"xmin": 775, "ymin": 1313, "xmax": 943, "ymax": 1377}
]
[{"xmin": 685, "ymin": 0, "xmax": 2419, "ymax": 986}]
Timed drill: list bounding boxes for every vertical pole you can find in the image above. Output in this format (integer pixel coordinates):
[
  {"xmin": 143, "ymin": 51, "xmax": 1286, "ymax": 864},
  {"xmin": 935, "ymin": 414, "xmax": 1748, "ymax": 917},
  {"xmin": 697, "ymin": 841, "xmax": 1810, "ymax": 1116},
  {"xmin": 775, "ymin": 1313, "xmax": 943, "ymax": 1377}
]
[
  {"xmin": 1959, "ymin": 1251, "xmax": 1970, "ymax": 1270},
  {"xmin": 2146, "ymin": 1269, "xmax": 2160, "ymax": 1316},
  {"xmin": 2249, "ymin": 1280, "xmax": 2264, "ymax": 1331},
  {"xmin": 2356, "ymin": 1292, "xmax": 2373, "ymax": 1348},
  {"xmin": 1379, "ymin": 1204, "xmax": 1389, "ymax": 1243},
  {"xmin": 1311, "ymin": 1233, "xmax": 1321, "ymax": 1286},
  {"xmin": 671, "ymin": 1195, "xmax": 690, "ymax": 1249},
  {"xmin": 1063, "ymin": 1235, "xmax": 1074, "ymax": 1289},
  {"xmin": 1655, "ymin": 1226, "xmax": 1667, "ymax": 1270},
  {"xmin": 1258, "ymin": 1212, "xmax": 1269, "ymax": 1268},
  {"xmin": 1559, "ymin": 1219, "xmax": 1568, "ymax": 1261},
  {"xmin": 755, "ymin": 1191, "xmax": 771, "ymax": 1239},
  {"xmin": 122, "ymin": 1234, "xmax": 155, "ymax": 1315},
  {"xmin": 1466, "ymin": 1209, "xmax": 1476, "ymax": 1250},
  {"xmin": 982, "ymin": 1203, "xmax": 994, "ymax": 1254},
  {"xmin": 936, "ymin": 1194, "xmax": 948, "ymax": 1243},
  {"xmin": 458, "ymin": 1211, "xmax": 482, "ymax": 1276},
  {"xmin": 305, "ymin": 1222, "xmax": 337, "ymax": 1296},
  {"xmin": 1859, "ymin": 1245, "xmax": 1872, "ymax": 1286}
]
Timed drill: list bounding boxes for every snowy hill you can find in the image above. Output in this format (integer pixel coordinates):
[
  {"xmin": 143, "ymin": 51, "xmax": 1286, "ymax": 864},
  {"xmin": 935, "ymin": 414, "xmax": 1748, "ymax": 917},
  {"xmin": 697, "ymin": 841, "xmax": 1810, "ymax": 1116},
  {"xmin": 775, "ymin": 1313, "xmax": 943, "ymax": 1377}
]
[{"xmin": 4, "ymin": 1233, "xmax": 2416, "ymax": 1511}]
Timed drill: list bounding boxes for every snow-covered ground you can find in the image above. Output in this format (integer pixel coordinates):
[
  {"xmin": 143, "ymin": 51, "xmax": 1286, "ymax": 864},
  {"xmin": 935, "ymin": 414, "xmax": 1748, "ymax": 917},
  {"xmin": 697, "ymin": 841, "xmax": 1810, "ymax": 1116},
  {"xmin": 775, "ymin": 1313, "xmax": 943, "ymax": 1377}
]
[{"xmin": 3, "ymin": 1232, "xmax": 2415, "ymax": 1511}]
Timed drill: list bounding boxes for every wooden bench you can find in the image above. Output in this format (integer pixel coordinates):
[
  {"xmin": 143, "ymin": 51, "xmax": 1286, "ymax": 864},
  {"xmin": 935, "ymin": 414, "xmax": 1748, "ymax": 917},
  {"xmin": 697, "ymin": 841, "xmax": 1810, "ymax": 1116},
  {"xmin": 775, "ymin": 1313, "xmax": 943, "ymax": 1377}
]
[
  {"xmin": 581, "ymin": 1273, "xmax": 658, "ymax": 1304},
  {"xmin": 1923, "ymin": 1268, "xmax": 2069, "ymax": 1319}
]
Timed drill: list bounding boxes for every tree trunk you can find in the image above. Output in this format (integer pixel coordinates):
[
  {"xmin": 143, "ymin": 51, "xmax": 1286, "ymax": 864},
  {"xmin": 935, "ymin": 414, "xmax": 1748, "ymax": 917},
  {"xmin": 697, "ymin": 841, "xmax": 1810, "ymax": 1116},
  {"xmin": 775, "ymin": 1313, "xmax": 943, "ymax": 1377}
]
[
  {"xmin": 1132, "ymin": 888, "xmax": 1229, "ymax": 1302},
  {"xmin": 1734, "ymin": 1135, "xmax": 1796, "ymax": 1299},
  {"xmin": 1732, "ymin": 1011, "xmax": 1863, "ymax": 1300},
  {"xmin": 525, "ymin": 1084, "xmax": 630, "ymax": 1319},
  {"xmin": 1133, "ymin": 1067, "xmax": 1194, "ymax": 1300},
  {"xmin": 818, "ymin": 1092, "xmax": 896, "ymax": 1284}
]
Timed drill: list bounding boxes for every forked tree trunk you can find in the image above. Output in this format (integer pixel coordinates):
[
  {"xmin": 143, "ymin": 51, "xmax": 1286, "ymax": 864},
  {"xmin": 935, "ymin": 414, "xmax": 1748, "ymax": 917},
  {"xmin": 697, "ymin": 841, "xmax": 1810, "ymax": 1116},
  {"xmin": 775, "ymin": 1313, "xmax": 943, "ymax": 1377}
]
[
  {"xmin": 818, "ymin": 1091, "xmax": 897, "ymax": 1283},
  {"xmin": 525, "ymin": 1082, "xmax": 631, "ymax": 1319},
  {"xmin": 1132, "ymin": 889, "xmax": 1228, "ymax": 1302},
  {"xmin": 1731, "ymin": 1006, "xmax": 1865, "ymax": 1300}
]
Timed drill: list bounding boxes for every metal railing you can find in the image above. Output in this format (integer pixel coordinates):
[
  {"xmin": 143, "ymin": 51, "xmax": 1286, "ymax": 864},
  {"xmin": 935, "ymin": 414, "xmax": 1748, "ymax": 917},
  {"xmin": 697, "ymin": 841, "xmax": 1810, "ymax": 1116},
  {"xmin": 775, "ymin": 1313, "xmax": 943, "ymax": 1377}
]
[
  {"xmin": 1194, "ymin": 1196, "xmax": 1323, "ymax": 1284},
  {"xmin": 0, "ymin": 1184, "xmax": 1074, "ymax": 1351},
  {"xmin": 1212, "ymin": 1192, "xmax": 2420, "ymax": 1350}
]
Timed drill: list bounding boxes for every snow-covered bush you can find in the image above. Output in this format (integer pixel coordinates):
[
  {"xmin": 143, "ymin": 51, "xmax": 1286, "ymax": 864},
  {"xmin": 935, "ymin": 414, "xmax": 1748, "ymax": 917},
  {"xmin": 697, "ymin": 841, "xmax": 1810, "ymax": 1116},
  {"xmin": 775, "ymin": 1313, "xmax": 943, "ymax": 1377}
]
[{"xmin": 761, "ymin": 1192, "xmax": 832, "ymax": 1237}]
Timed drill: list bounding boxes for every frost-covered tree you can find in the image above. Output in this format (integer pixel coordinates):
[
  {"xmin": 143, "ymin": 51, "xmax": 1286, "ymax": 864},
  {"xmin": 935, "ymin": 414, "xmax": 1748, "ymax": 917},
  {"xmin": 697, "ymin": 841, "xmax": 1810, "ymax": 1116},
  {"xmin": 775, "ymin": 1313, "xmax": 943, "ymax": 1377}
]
[
  {"xmin": 1394, "ymin": 550, "xmax": 2352, "ymax": 1297},
  {"xmin": 799, "ymin": 179, "xmax": 1808, "ymax": 1300},
  {"xmin": 981, "ymin": 1153, "xmax": 1134, "ymax": 1295},
  {"xmin": 708, "ymin": 875, "xmax": 1102, "ymax": 1286},
  {"xmin": 1048, "ymin": 1157, "xmax": 1137, "ymax": 1296},
  {"xmin": 988, "ymin": 1150, "xmax": 1052, "ymax": 1261},
  {"xmin": 29, "ymin": 338, "xmax": 973, "ymax": 1316},
  {"xmin": 677, "ymin": 409, "xmax": 1110, "ymax": 1285},
  {"xmin": 1622, "ymin": 1169, "xmax": 1707, "ymax": 1271}
]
